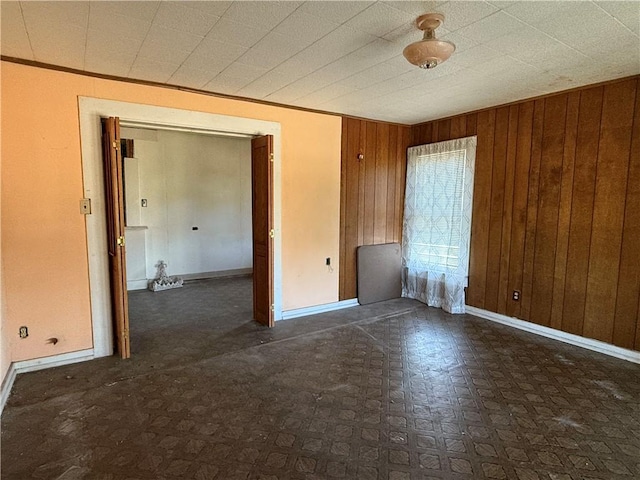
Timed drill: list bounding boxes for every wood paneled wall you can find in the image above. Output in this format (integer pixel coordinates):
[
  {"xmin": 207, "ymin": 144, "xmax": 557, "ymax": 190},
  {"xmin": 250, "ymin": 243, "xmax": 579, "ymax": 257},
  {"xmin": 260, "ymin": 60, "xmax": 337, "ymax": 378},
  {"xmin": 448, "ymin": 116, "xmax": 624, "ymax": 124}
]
[
  {"xmin": 411, "ymin": 77, "xmax": 640, "ymax": 351},
  {"xmin": 339, "ymin": 76, "xmax": 640, "ymax": 352},
  {"xmin": 339, "ymin": 118, "xmax": 411, "ymax": 300}
]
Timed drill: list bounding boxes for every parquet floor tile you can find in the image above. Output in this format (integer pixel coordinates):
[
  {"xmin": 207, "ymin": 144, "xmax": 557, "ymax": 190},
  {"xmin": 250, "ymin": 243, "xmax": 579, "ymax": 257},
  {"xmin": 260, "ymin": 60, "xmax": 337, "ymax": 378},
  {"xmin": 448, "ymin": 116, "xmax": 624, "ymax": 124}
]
[{"xmin": 2, "ymin": 277, "xmax": 639, "ymax": 479}]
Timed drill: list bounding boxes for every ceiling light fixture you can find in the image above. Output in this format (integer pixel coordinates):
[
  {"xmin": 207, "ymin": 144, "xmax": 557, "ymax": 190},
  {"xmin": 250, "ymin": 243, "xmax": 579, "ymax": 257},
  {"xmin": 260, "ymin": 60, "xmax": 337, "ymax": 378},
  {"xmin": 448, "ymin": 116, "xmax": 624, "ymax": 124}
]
[{"xmin": 403, "ymin": 13, "xmax": 455, "ymax": 69}]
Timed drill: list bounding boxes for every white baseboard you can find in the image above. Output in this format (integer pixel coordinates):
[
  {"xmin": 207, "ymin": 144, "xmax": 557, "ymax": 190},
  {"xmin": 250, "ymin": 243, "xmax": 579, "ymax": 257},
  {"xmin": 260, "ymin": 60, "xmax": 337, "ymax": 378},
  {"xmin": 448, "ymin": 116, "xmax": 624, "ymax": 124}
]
[
  {"xmin": 466, "ymin": 306, "xmax": 640, "ymax": 364},
  {"xmin": 13, "ymin": 348, "xmax": 95, "ymax": 374},
  {"xmin": 127, "ymin": 269, "xmax": 253, "ymax": 291},
  {"xmin": 127, "ymin": 279, "xmax": 148, "ymax": 291},
  {"xmin": 1, "ymin": 348, "xmax": 95, "ymax": 415},
  {"xmin": 182, "ymin": 268, "xmax": 252, "ymax": 281},
  {"xmin": 281, "ymin": 299, "xmax": 359, "ymax": 321},
  {"xmin": 0, "ymin": 363, "xmax": 17, "ymax": 416}
]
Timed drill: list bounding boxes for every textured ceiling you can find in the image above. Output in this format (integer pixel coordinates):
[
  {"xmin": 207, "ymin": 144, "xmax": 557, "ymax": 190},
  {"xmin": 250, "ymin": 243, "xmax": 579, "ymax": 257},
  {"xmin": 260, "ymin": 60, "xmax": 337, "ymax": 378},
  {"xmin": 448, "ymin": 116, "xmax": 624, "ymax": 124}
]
[{"xmin": 2, "ymin": 1, "xmax": 639, "ymax": 124}]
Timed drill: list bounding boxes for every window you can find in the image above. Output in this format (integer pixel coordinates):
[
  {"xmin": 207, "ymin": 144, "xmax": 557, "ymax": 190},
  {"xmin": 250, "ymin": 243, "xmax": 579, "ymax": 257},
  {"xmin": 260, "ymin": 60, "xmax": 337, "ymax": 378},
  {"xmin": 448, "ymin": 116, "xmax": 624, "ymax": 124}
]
[
  {"xmin": 402, "ymin": 136, "xmax": 476, "ymax": 314},
  {"xmin": 406, "ymin": 148, "xmax": 467, "ymax": 269}
]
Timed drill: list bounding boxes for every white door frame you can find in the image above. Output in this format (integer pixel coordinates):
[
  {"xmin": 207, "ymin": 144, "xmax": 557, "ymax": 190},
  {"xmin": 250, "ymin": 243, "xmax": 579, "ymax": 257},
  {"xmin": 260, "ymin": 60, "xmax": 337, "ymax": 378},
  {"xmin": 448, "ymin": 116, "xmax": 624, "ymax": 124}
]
[{"xmin": 79, "ymin": 97, "xmax": 283, "ymax": 358}]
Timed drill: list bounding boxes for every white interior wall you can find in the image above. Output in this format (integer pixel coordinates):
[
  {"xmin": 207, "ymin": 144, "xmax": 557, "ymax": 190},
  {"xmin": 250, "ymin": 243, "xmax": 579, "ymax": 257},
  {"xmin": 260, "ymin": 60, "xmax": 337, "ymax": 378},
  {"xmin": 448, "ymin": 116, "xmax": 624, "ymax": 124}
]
[
  {"xmin": 124, "ymin": 158, "xmax": 142, "ymax": 226},
  {"xmin": 122, "ymin": 127, "xmax": 252, "ymax": 280}
]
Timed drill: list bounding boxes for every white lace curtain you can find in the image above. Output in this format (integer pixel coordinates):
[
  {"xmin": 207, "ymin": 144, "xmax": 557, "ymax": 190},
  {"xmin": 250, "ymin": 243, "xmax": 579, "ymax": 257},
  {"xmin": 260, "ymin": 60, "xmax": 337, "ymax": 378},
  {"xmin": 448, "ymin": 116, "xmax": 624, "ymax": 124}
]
[{"xmin": 402, "ymin": 136, "xmax": 476, "ymax": 314}]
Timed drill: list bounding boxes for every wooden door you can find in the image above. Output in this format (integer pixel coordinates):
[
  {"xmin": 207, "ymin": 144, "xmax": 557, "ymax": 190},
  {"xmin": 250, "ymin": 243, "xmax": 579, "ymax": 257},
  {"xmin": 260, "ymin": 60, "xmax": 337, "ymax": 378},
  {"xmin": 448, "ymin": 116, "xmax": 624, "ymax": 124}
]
[
  {"xmin": 251, "ymin": 135, "xmax": 274, "ymax": 327},
  {"xmin": 102, "ymin": 117, "xmax": 131, "ymax": 358}
]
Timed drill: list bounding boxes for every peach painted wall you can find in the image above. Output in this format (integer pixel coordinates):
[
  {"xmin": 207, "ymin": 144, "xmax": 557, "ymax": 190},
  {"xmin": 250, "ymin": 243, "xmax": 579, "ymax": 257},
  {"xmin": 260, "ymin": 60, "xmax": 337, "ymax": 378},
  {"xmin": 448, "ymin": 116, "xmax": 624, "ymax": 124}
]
[
  {"xmin": 1, "ymin": 259, "xmax": 8, "ymax": 389},
  {"xmin": 1, "ymin": 273, "xmax": 7, "ymax": 390},
  {"xmin": 1, "ymin": 125, "xmax": 9, "ymax": 386},
  {"xmin": 1, "ymin": 61, "xmax": 341, "ymax": 363}
]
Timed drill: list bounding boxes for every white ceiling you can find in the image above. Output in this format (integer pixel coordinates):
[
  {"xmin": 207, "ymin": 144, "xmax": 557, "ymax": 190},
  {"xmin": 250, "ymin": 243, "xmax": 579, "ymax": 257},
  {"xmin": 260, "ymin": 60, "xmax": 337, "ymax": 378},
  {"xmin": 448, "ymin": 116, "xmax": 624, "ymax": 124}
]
[{"xmin": 2, "ymin": 1, "xmax": 639, "ymax": 124}]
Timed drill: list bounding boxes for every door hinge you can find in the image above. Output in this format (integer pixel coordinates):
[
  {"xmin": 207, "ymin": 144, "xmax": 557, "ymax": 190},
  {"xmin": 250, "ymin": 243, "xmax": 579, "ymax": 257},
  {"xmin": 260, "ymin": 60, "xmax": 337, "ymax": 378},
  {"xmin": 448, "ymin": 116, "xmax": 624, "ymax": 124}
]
[
  {"xmin": 112, "ymin": 140, "xmax": 119, "ymax": 149},
  {"xmin": 269, "ymin": 229, "xmax": 275, "ymax": 239},
  {"xmin": 117, "ymin": 236, "xmax": 125, "ymax": 247},
  {"xmin": 270, "ymin": 152, "xmax": 274, "ymax": 162},
  {"xmin": 271, "ymin": 304, "xmax": 274, "ymax": 312}
]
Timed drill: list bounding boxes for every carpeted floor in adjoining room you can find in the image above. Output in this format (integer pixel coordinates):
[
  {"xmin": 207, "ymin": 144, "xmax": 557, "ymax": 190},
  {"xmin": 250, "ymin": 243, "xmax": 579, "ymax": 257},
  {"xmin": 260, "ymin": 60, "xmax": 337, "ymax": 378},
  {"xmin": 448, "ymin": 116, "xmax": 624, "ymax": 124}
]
[{"xmin": 2, "ymin": 276, "xmax": 640, "ymax": 479}]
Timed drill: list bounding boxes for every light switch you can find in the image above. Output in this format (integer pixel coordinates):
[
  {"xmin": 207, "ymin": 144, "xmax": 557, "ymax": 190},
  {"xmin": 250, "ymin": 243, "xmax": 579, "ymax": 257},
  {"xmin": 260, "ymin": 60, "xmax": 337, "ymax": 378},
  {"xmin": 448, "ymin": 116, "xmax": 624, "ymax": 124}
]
[
  {"xmin": 141, "ymin": 199, "xmax": 148, "ymax": 207},
  {"xmin": 80, "ymin": 198, "xmax": 91, "ymax": 214}
]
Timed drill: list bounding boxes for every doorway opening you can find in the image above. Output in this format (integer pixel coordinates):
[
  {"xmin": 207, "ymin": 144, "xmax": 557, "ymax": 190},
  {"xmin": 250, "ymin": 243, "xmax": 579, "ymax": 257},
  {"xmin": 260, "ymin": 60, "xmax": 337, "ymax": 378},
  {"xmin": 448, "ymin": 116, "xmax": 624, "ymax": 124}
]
[
  {"xmin": 80, "ymin": 98, "xmax": 283, "ymax": 359},
  {"xmin": 120, "ymin": 126, "xmax": 254, "ymax": 294},
  {"xmin": 120, "ymin": 125, "xmax": 260, "ymax": 357}
]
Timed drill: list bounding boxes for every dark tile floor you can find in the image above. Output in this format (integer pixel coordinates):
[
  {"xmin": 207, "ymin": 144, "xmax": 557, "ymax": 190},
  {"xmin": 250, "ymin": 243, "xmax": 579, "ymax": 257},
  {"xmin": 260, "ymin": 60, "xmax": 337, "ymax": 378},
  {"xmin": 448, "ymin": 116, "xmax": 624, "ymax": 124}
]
[{"xmin": 2, "ymin": 276, "xmax": 640, "ymax": 479}]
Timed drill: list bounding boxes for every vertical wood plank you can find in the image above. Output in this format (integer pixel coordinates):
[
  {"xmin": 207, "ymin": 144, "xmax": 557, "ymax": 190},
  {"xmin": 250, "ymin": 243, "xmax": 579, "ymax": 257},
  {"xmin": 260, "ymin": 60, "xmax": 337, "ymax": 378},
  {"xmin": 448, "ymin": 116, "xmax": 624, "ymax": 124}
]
[
  {"xmin": 339, "ymin": 118, "xmax": 348, "ymax": 299},
  {"xmin": 562, "ymin": 87, "xmax": 603, "ymax": 335},
  {"xmin": 374, "ymin": 123, "xmax": 390, "ymax": 243},
  {"xmin": 357, "ymin": 119, "xmax": 366, "ymax": 247},
  {"xmin": 395, "ymin": 127, "xmax": 410, "ymax": 243},
  {"xmin": 414, "ymin": 122, "xmax": 426, "ymax": 146},
  {"xmin": 466, "ymin": 114, "xmax": 478, "ymax": 136},
  {"xmin": 530, "ymin": 95, "xmax": 567, "ymax": 327},
  {"xmin": 386, "ymin": 126, "xmax": 398, "ymax": 242},
  {"xmin": 636, "ymin": 292, "xmax": 640, "ymax": 351},
  {"xmin": 497, "ymin": 105, "xmax": 519, "ymax": 314},
  {"xmin": 412, "ymin": 123, "xmax": 422, "ymax": 146},
  {"xmin": 343, "ymin": 118, "xmax": 362, "ymax": 299},
  {"xmin": 432, "ymin": 122, "xmax": 439, "ymax": 144},
  {"xmin": 520, "ymin": 99, "xmax": 545, "ymax": 321},
  {"xmin": 416, "ymin": 123, "xmax": 432, "ymax": 146},
  {"xmin": 506, "ymin": 102, "xmax": 534, "ymax": 318},
  {"xmin": 363, "ymin": 122, "xmax": 377, "ymax": 245},
  {"xmin": 410, "ymin": 124, "xmax": 419, "ymax": 147},
  {"xmin": 583, "ymin": 80, "xmax": 637, "ymax": 342},
  {"xmin": 437, "ymin": 119, "xmax": 451, "ymax": 141},
  {"xmin": 450, "ymin": 116, "xmax": 466, "ymax": 139},
  {"xmin": 614, "ymin": 79, "xmax": 640, "ymax": 349},
  {"xmin": 549, "ymin": 91, "xmax": 580, "ymax": 330},
  {"xmin": 467, "ymin": 110, "xmax": 495, "ymax": 308},
  {"xmin": 484, "ymin": 107, "xmax": 509, "ymax": 312}
]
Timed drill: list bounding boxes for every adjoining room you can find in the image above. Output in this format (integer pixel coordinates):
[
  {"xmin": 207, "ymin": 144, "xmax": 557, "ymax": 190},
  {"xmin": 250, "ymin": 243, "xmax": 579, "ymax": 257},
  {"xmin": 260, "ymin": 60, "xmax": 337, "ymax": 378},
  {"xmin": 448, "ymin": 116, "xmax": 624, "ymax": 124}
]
[{"xmin": 120, "ymin": 126, "xmax": 256, "ymax": 357}]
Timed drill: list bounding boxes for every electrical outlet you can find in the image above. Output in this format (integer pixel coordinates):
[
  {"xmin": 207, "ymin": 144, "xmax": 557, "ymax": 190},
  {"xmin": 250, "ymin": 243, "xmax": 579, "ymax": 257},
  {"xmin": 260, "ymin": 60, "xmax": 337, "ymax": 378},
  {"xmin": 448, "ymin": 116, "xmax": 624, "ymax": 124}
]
[
  {"xmin": 19, "ymin": 326, "xmax": 28, "ymax": 338},
  {"xmin": 141, "ymin": 199, "xmax": 148, "ymax": 207},
  {"xmin": 512, "ymin": 290, "xmax": 521, "ymax": 301}
]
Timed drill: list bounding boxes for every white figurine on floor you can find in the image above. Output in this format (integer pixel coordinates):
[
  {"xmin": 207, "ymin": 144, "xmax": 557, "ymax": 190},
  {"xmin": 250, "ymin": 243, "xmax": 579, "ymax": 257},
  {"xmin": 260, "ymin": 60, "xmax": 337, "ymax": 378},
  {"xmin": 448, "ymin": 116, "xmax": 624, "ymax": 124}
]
[{"xmin": 149, "ymin": 260, "xmax": 183, "ymax": 292}]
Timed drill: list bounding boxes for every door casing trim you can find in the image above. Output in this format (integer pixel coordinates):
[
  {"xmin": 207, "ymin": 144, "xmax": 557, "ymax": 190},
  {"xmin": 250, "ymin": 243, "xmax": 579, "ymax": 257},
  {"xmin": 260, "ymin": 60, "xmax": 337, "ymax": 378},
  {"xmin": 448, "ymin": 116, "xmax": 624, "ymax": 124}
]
[{"xmin": 79, "ymin": 97, "xmax": 283, "ymax": 358}]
